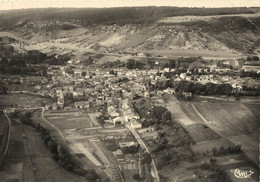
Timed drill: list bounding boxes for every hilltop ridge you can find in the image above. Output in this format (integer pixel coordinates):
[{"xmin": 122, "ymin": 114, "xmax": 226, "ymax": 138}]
[{"xmin": 0, "ymin": 7, "xmax": 259, "ymax": 57}]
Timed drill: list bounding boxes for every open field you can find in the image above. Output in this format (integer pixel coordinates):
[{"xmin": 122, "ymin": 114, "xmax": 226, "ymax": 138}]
[
  {"xmin": 45, "ymin": 111, "xmax": 92, "ymax": 131},
  {"xmin": 244, "ymin": 103, "xmax": 260, "ymax": 119},
  {"xmin": 179, "ymin": 102, "xmax": 222, "ymax": 143},
  {"xmin": 166, "ymin": 94, "xmax": 259, "ymax": 169},
  {"xmin": 180, "ymin": 102, "xmax": 207, "ymax": 123},
  {"xmin": 193, "ymin": 102, "xmax": 259, "ymax": 165},
  {"xmin": 185, "ymin": 123, "xmax": 220, "ymax": 143},
  {"xmin": 165, "ymin": 94, "xmax": 196, "ymax": 126},
  {"xmin": 2, "ymin": 10, "xmax": 255, "ymax": 60},
  {"xmin": 193, "ymin": 103, "xmax": 258, "ymax": 136},
  {"xmin": 165, "ymin": 93, "xmax": 222, "ymax": 144},
  {"xmin": 0, "ymin": 119, "xmax": 87, "ymax": 182},
  {"xmin": 229, "ymin": 134, "xmax": 259, "ymax": 165}
]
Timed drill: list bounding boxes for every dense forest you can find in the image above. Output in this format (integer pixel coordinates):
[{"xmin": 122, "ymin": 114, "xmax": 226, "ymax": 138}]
[{"xmin": 0, "ymin": 7, "xmax": 255, "ymax": 28}]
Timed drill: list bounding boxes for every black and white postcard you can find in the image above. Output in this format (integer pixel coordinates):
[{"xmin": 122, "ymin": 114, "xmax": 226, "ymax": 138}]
[{"xmin": 0, "ymin": 0, "xmax": 259, "ymax": 182}]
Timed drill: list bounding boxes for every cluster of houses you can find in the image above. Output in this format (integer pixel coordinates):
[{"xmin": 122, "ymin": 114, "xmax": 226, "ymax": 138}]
[
  {"xmin": 2, "ymin": 54, "xmax": 260, "ymax": 117},
  {"xmin": 121, "ymin": 98, "xmax": 142, "ymax": 129},
  {"xmin": 172, "ymin": 59, "xmax": 260, "ymax": 90},
  {"xmin": 104, "ymin": 97, "xmax": 122, "ymax": 126}
]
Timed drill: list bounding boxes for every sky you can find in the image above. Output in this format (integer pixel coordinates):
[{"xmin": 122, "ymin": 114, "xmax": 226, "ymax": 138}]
[{"xmin": 0, "ymin": 0, "xmax": 259, "ymax": 11}]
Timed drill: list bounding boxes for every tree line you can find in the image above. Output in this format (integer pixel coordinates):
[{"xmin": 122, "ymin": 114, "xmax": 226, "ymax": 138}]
[
  {"xmin": 174, "ymin": 80, "xmax": 233, "ymax": 96},
  {"xmin": 11, "ymin": 111, "xmax": 100, "ymax": 181},
  {"xmin": 0, "ymin": 7, "xmax": 253, "ymax": 28}
]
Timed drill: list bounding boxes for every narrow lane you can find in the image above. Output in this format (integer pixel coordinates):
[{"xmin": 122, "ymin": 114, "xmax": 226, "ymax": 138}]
[{"xmin": 119, "ymin": 108, "xmax": 160, "ymax": 182}]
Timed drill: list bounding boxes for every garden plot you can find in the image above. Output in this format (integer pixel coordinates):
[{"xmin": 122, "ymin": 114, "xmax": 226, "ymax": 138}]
[
  {"xmin": 64, "ymin": 127, "xmax": 128, "ymax": 141},
  {"xmin": 45, "ymin": 111, "xmax": 92, "ymax": 131}
]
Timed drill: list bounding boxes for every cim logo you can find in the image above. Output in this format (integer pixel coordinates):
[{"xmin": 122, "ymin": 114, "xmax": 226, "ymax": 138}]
[{"xmin": 230, "ymin": 168, "xmax": 254, "ymax": 179}]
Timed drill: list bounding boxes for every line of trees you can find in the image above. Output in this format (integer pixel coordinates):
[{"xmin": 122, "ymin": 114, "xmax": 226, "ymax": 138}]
[
  {"xmin": 246, "ymin": 56, "xmax": 259, "ymax": 62},
  {"xmin": 239, "ymin": 70, "xmax": 260, "ymax": 78},
  {"xmin": 126, "ymin": 59, "xmax": 146, "ymax": 69},
  {"xmin": 121, "ymin": 145, "xmax": 140, "ymax": 154},
  {"xmin": 174, "ymin": 80, "xmax": 233, "ymax": 96},
  {"xmin": 211, "ymin": 145, "xmax": 241, "ymax": 156},
  {"xmin": 14, "ymin": 111, "xmax": 100, "ymax": 181}
]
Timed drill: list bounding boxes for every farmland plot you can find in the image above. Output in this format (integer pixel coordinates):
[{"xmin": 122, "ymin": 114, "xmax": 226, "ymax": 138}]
[
  {"xmin": 45, "ymin": 111, "xmax": 92, "ymax": 131},
  {"xmin": 166, "ymin": 94, "xmax": 221, "ymax": 143},
  {"xmin": 244, "ymin": 103, "xmax": 260, "ymax": 119},
  {"xmin": 185, "ymin": 123, "xmax": 220, "ymax": 143},
  {"xmin": 193, "ymin": 102, "xmax": 259, "ymax": 165},
  {"xmin": 193, "ymin": 103, "xmax": 258, "ymax": 136}
]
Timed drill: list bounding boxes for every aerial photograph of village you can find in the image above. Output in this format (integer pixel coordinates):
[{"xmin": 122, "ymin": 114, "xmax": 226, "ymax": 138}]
[{"xmin": 0, "ymin": 1, "xmax": 259, "ymax": 182}]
